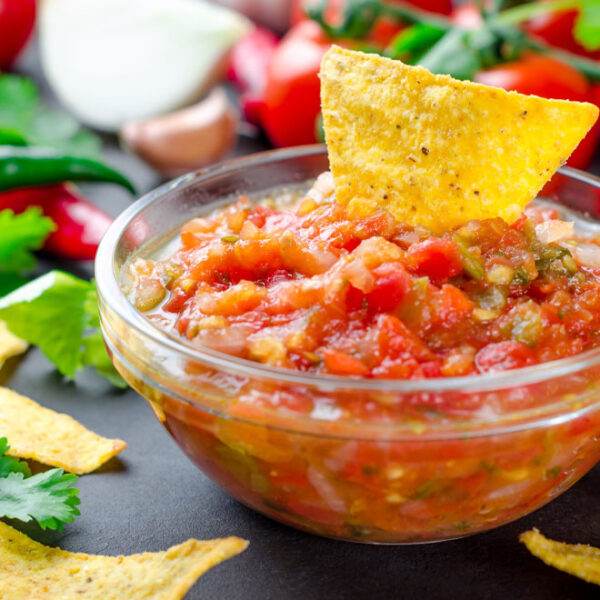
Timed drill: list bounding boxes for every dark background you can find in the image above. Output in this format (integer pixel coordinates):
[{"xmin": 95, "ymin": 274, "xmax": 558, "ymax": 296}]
[{"xmin": 5, "ymin": 42, "xmax": 600, "ymax": 600}]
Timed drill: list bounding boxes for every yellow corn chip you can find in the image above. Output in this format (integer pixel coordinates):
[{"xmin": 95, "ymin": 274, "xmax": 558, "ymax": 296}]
[
  {"xmin": 320, "ymin": 46, "xmax": 599, "ymax": 234},
  {"xmin": 0, "ymin": 321, "xmax": 27, "ymax": 366},
  {"xmin": 521, "ymin": 529, "xmax": 600, "ymax": 585},
  {"xmin": 0, "ymin": 387, "xmax": 126, "ymax": 474},
  {"xmin": 0, "ymin": 521, "xmax": 248, "ymax": 600}
]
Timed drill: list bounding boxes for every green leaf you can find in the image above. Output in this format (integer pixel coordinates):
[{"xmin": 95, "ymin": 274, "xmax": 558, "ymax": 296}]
[
  {"xmin": 417, "ymin": 28, "xmax": 483, "ymax": 80},
  {"xmin": 0, "ymin": 438, "xmax": 31, "ymax": 478},
  {"xmin": 0, "ymin": 75, "xmax": 101, "ymax": 157},
  {"xmin": 0, "ymin": 271, "xmax": 91, "ymax": 377},
  {"xmin": 0, "ymin": 208, "xmax": 55, "ymax": 275},
  {"xmin": 0, "ymin": 271, "xmax": 126, "ymax": 386},
  {"xmin": 575, "ymin": 1, "xmax": 600, "ymax": 51},
  {"xmin": 0, "ymin": 469, "xmax": 80, "ymax": 531},
  {"xmin": 386, "ymin": 23, "xmax": 446, "ymax": 62},
  {"xmin": 82, "ymin": 287, "xmax": 127, "ymax": 388}
]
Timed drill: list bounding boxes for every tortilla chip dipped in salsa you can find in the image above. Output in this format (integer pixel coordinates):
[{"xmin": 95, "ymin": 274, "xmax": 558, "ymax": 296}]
[
  {"xmin": 521, "ymin": 529, "xmax": 600, "ymax": 586},
  {"xmin": 320, "ymin": 46, "xmax": 599, "ymax": 234},
  {"xmin": 0, "ymin": 521, "xmax": 248, "ymax": 600},
  {"xmin": 0, "ymin": 387, "xmax": 126, "ymax": 474}
]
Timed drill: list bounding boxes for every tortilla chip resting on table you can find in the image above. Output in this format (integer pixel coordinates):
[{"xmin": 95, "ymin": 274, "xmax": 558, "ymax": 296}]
[
  {"xmin": 0, "ymin": 321, "xmax": 27, "ymax": 367},
  {"xmin": 320, "ymin": 46, "xmax": 599, "ymax": 234},
  {"xmin": 0, "ymin": 521, "xmax": 248, "ymax": 600},
  {"xmin": 0, "ymin": 387, "xmax": 126, "ymax": 474},
  {"xmin": 521, "ymin": 529, "xmax": 600, "ymax": 586}
]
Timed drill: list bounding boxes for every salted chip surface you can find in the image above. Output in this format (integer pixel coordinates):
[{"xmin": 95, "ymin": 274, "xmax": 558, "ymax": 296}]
[
  {"xmin": 0, "ymin": 321, "xmax": 27, "ymax": 366},
  {"xmin": 320, "ymin": 46, "xmax": 599, "ymax": 234},
  {"xmin": 521, "ymin": 529, "xmax": 600, "ymax": 585},
  {"xmin": 0, "ymin": 387, "xmax": 126, "ymax": 474},
  {"xmin": 0, "ymin": 521, "xmax": 248, "ymax": 600}
]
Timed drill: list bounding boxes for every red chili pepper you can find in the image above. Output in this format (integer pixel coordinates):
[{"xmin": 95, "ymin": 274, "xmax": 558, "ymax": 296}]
[
  {"xmin": 0, "ymin": 0, "xmax": 36, "ymax": 70},
  {"xmin": 227, "ymin": 27, "xmax": 279, "ymax": 126},
  {"xmin": 0, "ymin": 184, "xmax": 113, "ymax": 260}
]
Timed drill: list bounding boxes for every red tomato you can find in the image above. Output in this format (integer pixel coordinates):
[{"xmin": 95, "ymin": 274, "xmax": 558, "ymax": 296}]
[
  {"xmin": 406, "ymin": 238, "xmax": 463, "ymax": 282},
  {"xmin": 276, "ymin": 0, "xmax": 452, "ymax": 146},
  {"xmin": 366, "ymin": 262, "xmax": 411, "ymax": 314},
  {"xmin": 450, "ymin": 2, "xmax": 483, "ymax": 29},
  {"xmin": 322, "ymin": 348, "xmax": 369, "ymax": 375},
  {"xmin": 475, "ymin": 341, "xmax": 538, "ymax": 373},
  {"xmin": 525, "ymin": 3, "xmax": 600, "ymax": 61},
  {"xmin": 436, "ymin": 284, "xmax": 473, "ymax": 326},
  {"xmin": 262, "ymin": 21, "xmax": 331, "ymax": 147},
  {"xmin": 475, "ymin": 55, "xmax": 600, "ymax": 170},
  {"xmin": 0, "ymin": 0, "xmax": 36, "ymax": 70}
]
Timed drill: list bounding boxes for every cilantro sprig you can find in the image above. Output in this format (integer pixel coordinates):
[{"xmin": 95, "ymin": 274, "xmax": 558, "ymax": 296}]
[
  {"xmin": 0, "ymin": 271, "xmax": 126, "ymax": 387},
  {"xmin": 0, "ymin": 438, "xmax": 80, "ymax": 531},
  {"xmin": 0, "ymin": 75, "xmax": 101, "ymax": 157},
  {"xmin": 0, "ymin": 208, "xmax": 56, "ymax": 296}
]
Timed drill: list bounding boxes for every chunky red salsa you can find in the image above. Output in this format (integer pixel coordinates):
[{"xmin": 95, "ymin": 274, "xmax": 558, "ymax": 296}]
[{"xmin": 125, "ymin": 172, "xmax": 600, "ymax": 379}]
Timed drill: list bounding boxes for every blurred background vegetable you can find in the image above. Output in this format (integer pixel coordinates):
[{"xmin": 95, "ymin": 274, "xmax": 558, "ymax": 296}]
[
  {"xmin": 121, "ymin": 88, "xmax": 239, "ymax": 177},
  {"xmin": 38, "ymin": 0, "xmax": 250, "ymax": 131},
  {"xmin": 0, "ymin": 0, "xmax": 36, "ymax": 71}
]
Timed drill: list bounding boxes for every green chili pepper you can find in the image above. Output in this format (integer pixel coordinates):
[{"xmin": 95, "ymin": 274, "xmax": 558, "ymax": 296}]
[
  {"xmin": 0, "ymin": 146, "xmax": 136, "ymax": 194},
  {"xmin": 0, "ymin": 130, "xmax": 27, "ymax": 147},
  {"xmin": 453, "ymin": 235, "xmax": 485, "ymax": 280}
]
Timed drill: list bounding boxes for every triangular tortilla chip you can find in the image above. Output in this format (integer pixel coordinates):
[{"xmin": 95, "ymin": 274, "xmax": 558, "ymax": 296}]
[
  {"xmin": 0, "ymin": 521, "xmax": 248, "ymax": 600},
  {"xmin": 0, "ymin": 321, "xmax": 27, "ymax": 367},
  {"xmin": 0, "ymin": 387, "xmax": 126, "ymax": 474},
  {"xmin": 521, "ymin": 529, "xmax": 600, "ymax": 585},
  {"xmin": 320, "ymin": 46, "xmax": 599, "ymax": 234}
]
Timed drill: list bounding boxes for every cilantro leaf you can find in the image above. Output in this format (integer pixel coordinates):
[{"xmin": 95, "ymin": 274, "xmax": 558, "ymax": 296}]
[
  {"xmin": 0, "ymin": 75, "xmax": 101, "ymax": 157},
  {"xmin": 0, "ymin": 208, "xmax": 55, "ymax": 275},
  {"xmin": 0, "ymin": 271, "xmax": 126, "ymax": 387},
  {"xmin": 0, "ymin": 469, "xmax": 80, "ymax": 531},
  {"xmin": 575, "ymin": 1, "xmax": 600, "ymax": 51},
  {"xmin": 0, "ymin": 438, "xmax": 31, "ymax": 478}
]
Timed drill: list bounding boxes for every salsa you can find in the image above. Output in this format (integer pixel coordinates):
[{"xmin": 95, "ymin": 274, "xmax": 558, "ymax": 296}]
[
  {"xmin": 125, "ymin": 172, "xmax": 600, "ymax": 380},
  {"xmin": 114, "ymin": 172, "xmax": 600, "ymax": 543}
]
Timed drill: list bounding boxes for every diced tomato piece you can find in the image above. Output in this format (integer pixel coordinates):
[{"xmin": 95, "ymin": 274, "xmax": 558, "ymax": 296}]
[
  {"xmin": 366, "ymin": 262, "xmax": 411, "ymax": 314},
  {"xmin": 180, "ymin": 218, "xmax": 218, "ymax": 248},
  {"xmin": 371, "ymin": 354, "xmax": 421, "ymax": 378},
  {"xmin": 406, "ymin": 238, "xmax": 463, "ymax": 281},
  {"xmin": 374, "ymin": 314, "xmax": 436, "ymax": 362},
  {"xmin": 436, "ymin": 284, "xmax": 473, "ymax": 326},
  {"xmin": 475, "ymin": 341, "xmax": 538, "ymax": 373},
  {"xmin": 322, "ymin": 349, "xmax": 370, "ymax": 376},
  {"xmin": 162, "ymin": 287, "xmax": 191, "ymax": 313},
  {"xmin": 345, "ymin": 284, "xmax": 365, "ymax": 312}
]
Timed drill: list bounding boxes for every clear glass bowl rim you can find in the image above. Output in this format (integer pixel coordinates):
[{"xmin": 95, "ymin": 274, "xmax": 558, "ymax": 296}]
[{"xmin": 96, "ymin": 145, "xmax": 600, "ymax": 430}]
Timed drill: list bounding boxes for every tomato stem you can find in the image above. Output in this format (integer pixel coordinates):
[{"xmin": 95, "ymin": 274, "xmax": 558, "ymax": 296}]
[
  {"xmin": 493, "ymin": 0, "xmax": 582, "ymax": 27},
  {"xmin": 524, "ymin": 37, "xmax": 600, "ymax": 81}
]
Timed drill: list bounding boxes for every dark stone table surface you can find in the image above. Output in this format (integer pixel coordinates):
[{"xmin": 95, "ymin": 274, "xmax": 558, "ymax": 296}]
[{"xmin": 6, "ymin": 42, "xmax": 600, "ymax": 600}]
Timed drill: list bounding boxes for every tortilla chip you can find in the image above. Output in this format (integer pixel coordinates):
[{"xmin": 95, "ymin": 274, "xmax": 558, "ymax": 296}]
[
  {"xmin": 521, "ymin": 529, "xmax": 600, "ymax": 585},
  {"xmin": 0, "ymin": 387, "xmax": 126, "ymax": 474},
  {"xmin": 320, "ymin": 46, "xmax": 599, "ymax": 234},
  {"xmin": 0, "ymin": 521, "xmax": 248, "ymax": 600},
  {"xmin": 0, "ymin": 321, "xmax": 27, "ymax": 366}
]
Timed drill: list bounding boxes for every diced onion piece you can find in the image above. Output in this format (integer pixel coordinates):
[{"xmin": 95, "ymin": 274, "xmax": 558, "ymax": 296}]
[
  {"xmin": 570, "ymin": 243, "xmax": 600, "ymax": 269},
  {"xmin": 342, "ymin": 258, "xmax": 375, "ymax": 293},
  {"xmin": 534, "ymin": 220, "xmax": 574, "ymax": 245},
  {"xmin": 193, "ymin": 323, "xmax": 252, "ymax": 355},
  {"xmin": 306, "ymin": 171, "xmax": 334, "ymax": 204}
]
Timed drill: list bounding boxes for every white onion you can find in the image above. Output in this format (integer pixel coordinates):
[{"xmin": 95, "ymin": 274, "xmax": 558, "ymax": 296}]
[{"xmin": 39, "ymin": 0, "xmax": 250, "ymax": 131}]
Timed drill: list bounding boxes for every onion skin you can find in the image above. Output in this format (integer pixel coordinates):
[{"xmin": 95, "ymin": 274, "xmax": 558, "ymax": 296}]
[{"xmin": 121, "ymin": 88, "xmax": 238, "ymax": 177}]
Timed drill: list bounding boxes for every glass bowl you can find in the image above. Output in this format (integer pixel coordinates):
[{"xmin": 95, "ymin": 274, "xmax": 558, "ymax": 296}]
[{"xmin": 96, "ymin": 145, "xmax": 600, "ymax": 544}]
